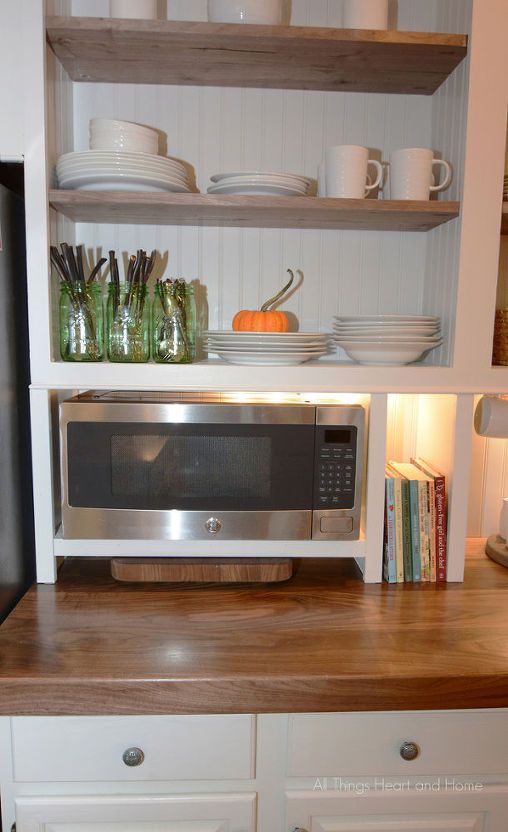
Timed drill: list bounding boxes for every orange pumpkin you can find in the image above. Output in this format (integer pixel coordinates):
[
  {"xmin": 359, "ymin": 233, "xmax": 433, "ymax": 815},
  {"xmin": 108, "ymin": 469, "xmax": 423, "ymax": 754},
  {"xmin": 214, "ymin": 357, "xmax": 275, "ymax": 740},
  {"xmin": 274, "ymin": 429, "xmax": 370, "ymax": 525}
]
[
  {"xmin": 233, "ymin": 309, "xmax": 289, "ymax": 332},
  {"xmin": 232, "ymin": 269, "xmax": 295, "ymax": 332}
]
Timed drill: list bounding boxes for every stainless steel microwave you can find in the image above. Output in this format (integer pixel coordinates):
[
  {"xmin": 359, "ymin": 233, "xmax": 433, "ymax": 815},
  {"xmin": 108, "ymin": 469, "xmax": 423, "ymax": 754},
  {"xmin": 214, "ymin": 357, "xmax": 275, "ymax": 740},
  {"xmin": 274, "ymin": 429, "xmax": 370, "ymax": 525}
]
[{"xmin": 60, "ymin": 392, "xmax": 365, "ymax": 541}]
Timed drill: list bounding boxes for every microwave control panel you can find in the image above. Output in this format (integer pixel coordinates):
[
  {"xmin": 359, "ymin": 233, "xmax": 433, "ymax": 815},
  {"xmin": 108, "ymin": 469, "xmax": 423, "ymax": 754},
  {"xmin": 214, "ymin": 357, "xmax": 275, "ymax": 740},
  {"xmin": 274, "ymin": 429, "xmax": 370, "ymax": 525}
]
[{"xmin": 314, "ymin": 426, "xmax": 357, "ymax": 510}]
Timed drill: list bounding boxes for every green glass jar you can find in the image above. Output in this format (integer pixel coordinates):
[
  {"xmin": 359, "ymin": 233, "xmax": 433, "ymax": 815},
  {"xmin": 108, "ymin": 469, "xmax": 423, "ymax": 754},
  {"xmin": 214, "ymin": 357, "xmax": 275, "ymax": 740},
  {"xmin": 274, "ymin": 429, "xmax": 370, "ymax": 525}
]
[
  {"xmin": 59, "ymin": 281, "xmax": 104, "ymax": 362},
  {"xmin": 107, "ymin": 282, "xmax": 150, "ymax": 363},
  {"xmin": 185, "ymin": 284, "xmax": 197, "ymax": 362},
  {"xmin": 152, "ymin": 281, "xmax": 195, "ymax": 364}
]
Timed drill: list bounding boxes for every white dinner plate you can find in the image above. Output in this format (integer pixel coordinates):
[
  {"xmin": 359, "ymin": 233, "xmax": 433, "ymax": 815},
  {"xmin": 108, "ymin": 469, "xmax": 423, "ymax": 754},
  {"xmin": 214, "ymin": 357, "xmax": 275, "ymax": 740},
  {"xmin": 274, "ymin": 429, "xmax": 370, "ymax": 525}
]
[
  {"xmin": 334, "ymin": 315, "xmax": 439, "ymax": 323},
  {"xmin": 206, "ymin": 346, "xmax": 327, "ymax": 355},
  {"xmin": 208, "ymin": 174, "xmax": 309, "ymax": 190},
  {"xmin": 206, "ymin": 338, "xmax": 327, "ymax": 347},
  {"xmin": 58, "ymin": 164, "xmax": 189, "ymax": 187},
  {"xmin": 206, "ymin": 341, "xmax": 328, "ymax": 351},
  {"xmin": 205, "ymin": 330, "xmax": 324, "ymax": 338},
  {"xmin": 207, "ymin": 183, "xmax": 307, "ymax": 196},
  {"xmin": 333, "ymin": 330, "xmax": 440, "ymax": 340},
  {"xmin": 59, "ymin": 150, "xmax": 187, "ymax": 170},
  {"xmin": 211, "ymin": 170, "xmax": 312, "ymax": 186},
  {"xmin": 58, "ymin": 159, "xmax": 189, "ymax": 181},
  {"xmin": 214, "ymin": 351, "xmax": 326, "ymax": 365},
  {"xmin": 58, "ymin": 171, "xmax": 192, "ymax": 192},
  {"xmin": 335, "ymin": 337, "xmax": 442, "ymax": 346}
]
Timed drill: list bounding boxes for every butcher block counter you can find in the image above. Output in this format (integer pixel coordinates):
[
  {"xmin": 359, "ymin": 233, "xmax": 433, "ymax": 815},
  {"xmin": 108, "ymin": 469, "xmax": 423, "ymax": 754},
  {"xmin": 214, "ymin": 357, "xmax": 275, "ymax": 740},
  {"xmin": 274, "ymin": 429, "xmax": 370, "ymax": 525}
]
[{"xmin": 0, "ymin": 540, "xmax": 508, "ymax": 716}]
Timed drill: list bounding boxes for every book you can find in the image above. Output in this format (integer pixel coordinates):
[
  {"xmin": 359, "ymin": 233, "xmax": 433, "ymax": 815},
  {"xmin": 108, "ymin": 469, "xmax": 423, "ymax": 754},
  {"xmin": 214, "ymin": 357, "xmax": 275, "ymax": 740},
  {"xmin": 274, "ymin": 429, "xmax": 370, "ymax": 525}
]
[
  {"xmin": 388, "ymin": 462, "xmax": 422, "ymax": 582},
  {"xmin": 389, "ymin": 461, "xmax": 434, "ymax": 582},
  {"xmin": 411, "ymin": 457, "xmax": 447, "ymax": 582},
  {"xmin": 385, "ymin": 466, "xmax": 404, "ymax": 582},
  {"xmin": 383, "ymin": 475, "xmax": 397, "ymax": 583},
  {"xmin": 386, "ymin": 463, "xmax": 412, "ymax": 581}
]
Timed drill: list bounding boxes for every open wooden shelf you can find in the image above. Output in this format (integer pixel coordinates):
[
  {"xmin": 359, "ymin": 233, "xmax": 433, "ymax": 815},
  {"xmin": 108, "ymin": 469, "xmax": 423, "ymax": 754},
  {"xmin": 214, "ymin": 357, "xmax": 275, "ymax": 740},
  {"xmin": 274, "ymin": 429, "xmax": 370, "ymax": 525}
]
[
  {"xmin": 49, "ymin": 190, "xmax": 460, "ymax": 232},
  {"xmin": 502, "ymin": 203, "xmax": 508, "ymax": 235},
  {"xmin": 46, "ymin": 16, "xmax": 467, "ymax": 95}
]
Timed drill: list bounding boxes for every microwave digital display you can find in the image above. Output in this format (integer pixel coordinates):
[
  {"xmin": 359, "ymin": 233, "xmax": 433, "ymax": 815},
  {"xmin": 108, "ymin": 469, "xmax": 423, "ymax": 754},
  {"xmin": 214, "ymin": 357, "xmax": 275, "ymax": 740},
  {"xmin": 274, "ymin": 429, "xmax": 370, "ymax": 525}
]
[{"xmin": 324, "ymin": 429, "xmax": 352, "ymax": 445}]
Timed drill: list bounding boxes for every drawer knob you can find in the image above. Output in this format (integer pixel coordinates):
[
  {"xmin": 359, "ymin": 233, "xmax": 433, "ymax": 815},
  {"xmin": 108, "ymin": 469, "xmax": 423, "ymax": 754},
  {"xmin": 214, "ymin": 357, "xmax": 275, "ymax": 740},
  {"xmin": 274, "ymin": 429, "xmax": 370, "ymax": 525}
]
[
  {"xmin": 400, "ymin": 741, "xmax": 420, "ymax": 761},
  {"xmin": 122, "ymin": 747, "xmax": 145, "ymax": 767}
]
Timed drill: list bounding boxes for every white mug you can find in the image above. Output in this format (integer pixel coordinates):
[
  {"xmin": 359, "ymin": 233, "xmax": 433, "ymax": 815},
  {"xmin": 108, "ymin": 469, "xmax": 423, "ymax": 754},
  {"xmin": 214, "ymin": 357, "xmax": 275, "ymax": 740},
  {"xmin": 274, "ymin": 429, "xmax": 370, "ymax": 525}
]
[
  {"xmin": 343, "ymin": 0, "xmax": 389, "ymax": 30},
  {"xmin": 207, "ymin": 0, "xmax": 284, "ymax": 24},
  {"xmin": 474, "ymin": 396, "xmax": 508, "ymax": 438},
  {"xmin": 110, "ymin": 0, "xmax": 157, "ymax": 18},
  {"xmin": 389, "ymin": 148, "xmax": 452, "ymax": 200},
  {"xmin": 325, "ymin": 145, "xmax": 383, "ymax": 199}
]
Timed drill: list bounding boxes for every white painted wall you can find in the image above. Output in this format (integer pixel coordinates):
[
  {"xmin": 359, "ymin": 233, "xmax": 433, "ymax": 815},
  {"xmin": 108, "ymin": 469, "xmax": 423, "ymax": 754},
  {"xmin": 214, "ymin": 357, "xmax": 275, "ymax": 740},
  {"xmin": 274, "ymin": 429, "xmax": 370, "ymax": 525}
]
[{"xmin": 0, "ymin": 2, "xmax": 27, "ymax": 157}]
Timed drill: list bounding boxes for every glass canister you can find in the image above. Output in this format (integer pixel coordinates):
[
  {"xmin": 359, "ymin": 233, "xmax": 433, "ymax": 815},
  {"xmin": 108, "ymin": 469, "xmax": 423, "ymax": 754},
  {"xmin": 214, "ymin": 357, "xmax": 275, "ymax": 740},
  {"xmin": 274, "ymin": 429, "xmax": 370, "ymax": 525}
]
[
  {"xmin": 185, "ymin": 284, "xmax": 197, "ymax": 362},
  {"xmin": 152, "ymin": 280, "xmax": 195, "ymax": 364},
  {"xmin": 59, "ymin": 281, "xmax": 104, "ymax": 362},
  {"xmin": 107, "ymin": 282, "xmax": 150, "ymax": 363}
]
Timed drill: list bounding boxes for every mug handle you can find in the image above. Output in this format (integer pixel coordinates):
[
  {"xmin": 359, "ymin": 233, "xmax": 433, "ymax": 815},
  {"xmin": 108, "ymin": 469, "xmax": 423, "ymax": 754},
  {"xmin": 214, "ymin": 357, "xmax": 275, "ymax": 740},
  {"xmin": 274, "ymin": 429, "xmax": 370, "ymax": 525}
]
[
  {"xmin": 365, "ymin": 160, "xmax": 383, "ymax": 194},
  {"xmin": 430, "ymin": 159, "xmax": 452, "ymax": 192}
]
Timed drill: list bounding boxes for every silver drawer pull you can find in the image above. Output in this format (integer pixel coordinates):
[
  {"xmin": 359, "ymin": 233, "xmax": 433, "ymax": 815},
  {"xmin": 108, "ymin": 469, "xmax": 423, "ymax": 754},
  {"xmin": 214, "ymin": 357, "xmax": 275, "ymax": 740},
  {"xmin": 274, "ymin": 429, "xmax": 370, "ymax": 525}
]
[
  {"xmin": 122, "ymin": 746, "xmax": 145, "ymax": 767},
  {"xmin": 400, "ymin": 741, "xmax": 420, "ymax": 761}
]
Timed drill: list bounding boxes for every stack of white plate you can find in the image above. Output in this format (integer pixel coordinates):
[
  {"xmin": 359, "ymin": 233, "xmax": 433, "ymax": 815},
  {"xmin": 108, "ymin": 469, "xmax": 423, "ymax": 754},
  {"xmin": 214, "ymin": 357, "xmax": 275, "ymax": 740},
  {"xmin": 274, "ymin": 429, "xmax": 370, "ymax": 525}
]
[
  {"xmin": 207, "ymin": 171, "xmax": 313, "ymax": 197},
  {"xmin": 89, "ymin": 118, "xmax": 159, "ymax": 154},
  {"xmin": 204, "ymin": 331, "xmax": 329, "ymax": 365},
  {"xmin": 332, "ymin": 315, "xmax": 442, "ymax": 365},
  {"xmin": 56, "ymin": 151, "xmax": 194, "ymax": 192}
]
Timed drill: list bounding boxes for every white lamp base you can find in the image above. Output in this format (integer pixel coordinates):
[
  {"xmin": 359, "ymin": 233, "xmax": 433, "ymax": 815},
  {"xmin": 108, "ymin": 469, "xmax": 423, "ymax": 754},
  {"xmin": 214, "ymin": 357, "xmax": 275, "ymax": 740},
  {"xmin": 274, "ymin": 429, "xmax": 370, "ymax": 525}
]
[{"xmin": 485, "ymin": 534, "xmax": 508, "ymax": 568}]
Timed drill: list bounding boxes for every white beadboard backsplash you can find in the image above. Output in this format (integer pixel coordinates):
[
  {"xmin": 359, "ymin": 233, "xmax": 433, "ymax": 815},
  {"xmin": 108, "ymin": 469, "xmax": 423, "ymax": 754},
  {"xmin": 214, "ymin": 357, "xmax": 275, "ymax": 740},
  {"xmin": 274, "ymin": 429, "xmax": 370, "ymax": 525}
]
[{"xmin": 52, "ymin": 0, "xmax": 472, "ymax": 360}]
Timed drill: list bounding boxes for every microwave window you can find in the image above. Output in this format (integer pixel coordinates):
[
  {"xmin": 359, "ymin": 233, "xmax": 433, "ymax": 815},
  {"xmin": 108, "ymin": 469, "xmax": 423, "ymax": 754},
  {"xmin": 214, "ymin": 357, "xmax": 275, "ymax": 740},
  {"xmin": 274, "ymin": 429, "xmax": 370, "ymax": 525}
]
[
  {"xmin": 110, "ymin": 434, "xmax": 271, "ymax": 500},
  {"xmin": 66, "ymin": 421, "xmax": 315, "ymax": 511}
]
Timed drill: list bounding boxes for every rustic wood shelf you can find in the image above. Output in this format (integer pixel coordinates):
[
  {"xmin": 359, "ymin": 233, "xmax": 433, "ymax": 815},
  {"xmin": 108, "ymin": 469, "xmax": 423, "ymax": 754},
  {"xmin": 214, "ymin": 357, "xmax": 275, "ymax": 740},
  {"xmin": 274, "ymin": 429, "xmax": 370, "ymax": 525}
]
[
  {"xmin": 502, "ymin": 203, "xmax": 508, "ymax": 235},
  {"xmin": 49, "ymin": 190, "xmax": 459, "ymax": 232},
  {"xmin": 46, "ymin": 16, "xmax": 467, "ymax": 95}
]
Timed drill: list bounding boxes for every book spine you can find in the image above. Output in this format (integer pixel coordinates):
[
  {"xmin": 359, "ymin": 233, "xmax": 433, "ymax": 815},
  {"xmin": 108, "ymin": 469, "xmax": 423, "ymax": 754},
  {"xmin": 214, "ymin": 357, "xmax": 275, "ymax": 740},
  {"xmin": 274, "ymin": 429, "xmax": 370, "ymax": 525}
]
[
  {"xmin": 400, "ymin": 479, "xmax": 413, "ymax": 582},
  {"xmin": 418, "ymin": 481, "xmax": 430, "ymax": 582},
  {"xmin": 428, "ymin": 480, "xmax": 437, "ymax": 581},
  {"xmin": 392, "ymin": 477, "xmax": 404, "ymax": 583},
  {"xmin": 384, "ymin": 478, "xmax": 397, "ymax": 583},
  {"xmin": 408, "ymin": 480, "xmax": 421, "ymax": 582},
  {"xmin": 434, "ymin": 476, "xmax": 447, "ymax": 582}
]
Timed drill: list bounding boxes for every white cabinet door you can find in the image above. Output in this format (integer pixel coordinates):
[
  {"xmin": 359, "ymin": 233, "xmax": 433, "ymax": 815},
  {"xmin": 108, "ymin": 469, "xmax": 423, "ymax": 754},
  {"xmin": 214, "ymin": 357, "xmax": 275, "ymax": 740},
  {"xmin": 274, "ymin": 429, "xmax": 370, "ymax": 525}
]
[
  {"xmin": 15, "ymin": 794, "xmax": 256, "ymax": 832},
  {"xmin": 286, "ymin": 785, "xmax": 508, "ymax": 832}
]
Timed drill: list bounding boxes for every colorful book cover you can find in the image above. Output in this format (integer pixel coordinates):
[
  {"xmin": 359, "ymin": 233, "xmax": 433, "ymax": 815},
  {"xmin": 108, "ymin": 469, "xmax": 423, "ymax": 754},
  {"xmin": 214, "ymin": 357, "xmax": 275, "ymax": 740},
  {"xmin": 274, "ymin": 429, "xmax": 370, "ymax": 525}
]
[
  {"xmin": 384, "ymin": 476, "xmax": 397, "ymax": 583},
  {"xmin": 386, "ymin": 466, "xmax": 404, "ymax": 582},
  {"xmin": 427, "ymin": 479, "xmax": 437, "ymax": 581},
  {"xmin": 400, "ymin": 478, "xmax": 413, "ymax": 582},
  {"xmin": 411, "ymin": 457, "xmax": 447, "ymax": 582},
  {"xmin": 388, "ymin": 462, "xmax": 420, "ymax": 582},
  {"xmin": 417, "ymin": 480, "xmax": 430, "ymax": 581}
]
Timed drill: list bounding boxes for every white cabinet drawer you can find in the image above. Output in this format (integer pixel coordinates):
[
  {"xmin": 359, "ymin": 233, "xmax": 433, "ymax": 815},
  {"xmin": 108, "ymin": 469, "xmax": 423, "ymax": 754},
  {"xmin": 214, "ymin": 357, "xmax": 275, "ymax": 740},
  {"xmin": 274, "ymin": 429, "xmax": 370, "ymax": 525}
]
[
  {"xmin": 288, "ymin": 711, "xmax": 508, "ymax": 776},
  {"xmin": 12, "ymin": 715, "xmax": 255, "ymax": 782},
  {"xmin": 15, "ymin": 793, "xmax": 257, "ymax": 832}
]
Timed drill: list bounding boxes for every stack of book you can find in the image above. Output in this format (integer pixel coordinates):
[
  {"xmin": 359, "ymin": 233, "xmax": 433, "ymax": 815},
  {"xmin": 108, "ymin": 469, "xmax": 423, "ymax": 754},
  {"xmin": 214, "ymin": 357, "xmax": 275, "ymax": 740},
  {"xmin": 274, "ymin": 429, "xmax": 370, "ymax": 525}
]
[{"xmin": 384, "ymin": 458, "xmax": 447, "ymax": 583}]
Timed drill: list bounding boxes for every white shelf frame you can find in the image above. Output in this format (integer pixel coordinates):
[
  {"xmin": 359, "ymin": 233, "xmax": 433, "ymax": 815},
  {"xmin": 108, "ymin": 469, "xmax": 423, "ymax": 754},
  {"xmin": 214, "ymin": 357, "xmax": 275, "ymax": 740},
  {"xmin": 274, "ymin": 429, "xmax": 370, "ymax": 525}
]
[{"xmin": 19, "ymin": 0, "xmax": 508, "ymax": 583}]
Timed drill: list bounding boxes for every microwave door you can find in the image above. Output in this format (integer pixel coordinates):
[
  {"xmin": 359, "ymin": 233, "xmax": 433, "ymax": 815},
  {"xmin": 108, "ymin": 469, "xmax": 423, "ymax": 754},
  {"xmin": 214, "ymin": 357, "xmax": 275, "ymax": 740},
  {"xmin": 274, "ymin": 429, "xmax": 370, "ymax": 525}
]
[{"xmin": 62, "ymin": 415, "xmax": 316, "ymax": 540}]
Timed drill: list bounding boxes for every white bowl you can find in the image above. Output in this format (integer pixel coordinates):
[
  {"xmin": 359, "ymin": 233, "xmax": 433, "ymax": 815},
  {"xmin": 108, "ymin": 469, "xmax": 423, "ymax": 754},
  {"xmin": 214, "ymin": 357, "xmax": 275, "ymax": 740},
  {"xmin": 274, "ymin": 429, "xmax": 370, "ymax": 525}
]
[
  {"xmin": 90, "ymin": 133, "xmax": 158, "ymax": 154},
  {"xmin": 89, "ymin": 119, "xmax": 160, "ymax": 154},
  {"xmin": 339, "ymin": 340, "xmax": 440, "ymax": 365},
  {"xmin": 90, "ymin": 119, "xmax": 159, "ymax": 137}
]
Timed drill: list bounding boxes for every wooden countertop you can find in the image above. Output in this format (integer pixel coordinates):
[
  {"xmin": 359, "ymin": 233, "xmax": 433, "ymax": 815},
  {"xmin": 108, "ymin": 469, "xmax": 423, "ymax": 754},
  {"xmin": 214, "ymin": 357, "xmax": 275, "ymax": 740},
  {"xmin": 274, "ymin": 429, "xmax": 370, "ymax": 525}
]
[{"xmin": 1, "ymin": 540, "xmax": 508, "ymax": 715}]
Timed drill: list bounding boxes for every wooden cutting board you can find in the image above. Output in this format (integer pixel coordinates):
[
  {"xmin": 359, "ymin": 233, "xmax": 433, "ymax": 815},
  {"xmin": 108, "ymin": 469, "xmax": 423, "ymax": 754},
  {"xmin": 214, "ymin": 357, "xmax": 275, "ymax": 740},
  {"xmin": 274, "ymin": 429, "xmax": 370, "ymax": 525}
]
[{"xmin": 111, "ymin": 557, "xmax": 294, "ymax": 584}]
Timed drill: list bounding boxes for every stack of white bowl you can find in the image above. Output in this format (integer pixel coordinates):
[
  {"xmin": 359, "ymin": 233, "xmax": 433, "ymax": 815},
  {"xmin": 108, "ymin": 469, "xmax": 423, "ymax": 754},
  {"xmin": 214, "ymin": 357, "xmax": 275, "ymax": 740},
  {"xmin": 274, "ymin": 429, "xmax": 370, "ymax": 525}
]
[
  {"xmin": 332, "ymin": 315, "xmax": 442, "ymax": 366},
  {"xmin": 204, "ymin": 330, "xmax": 329, "ymax": 365},
  {"xmin": 207, "ymin": 171, "xmax": 312, "ymax": 197},
  {"xmin": 56, "ymin": 119, "xmax": 196, "ymax": 193}
]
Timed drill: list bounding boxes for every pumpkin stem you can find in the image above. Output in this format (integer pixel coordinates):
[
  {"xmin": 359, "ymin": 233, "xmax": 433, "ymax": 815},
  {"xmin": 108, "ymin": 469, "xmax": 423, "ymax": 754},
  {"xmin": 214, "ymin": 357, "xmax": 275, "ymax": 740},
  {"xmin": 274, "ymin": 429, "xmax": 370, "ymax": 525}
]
[{"xmin": 260, "ymin": 269, "xmax": 295, "ymax": 312}]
